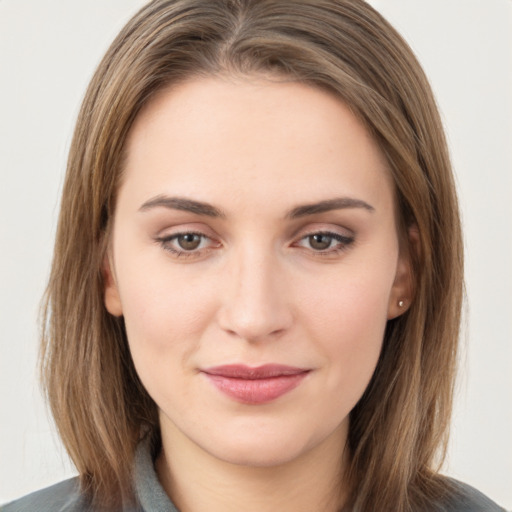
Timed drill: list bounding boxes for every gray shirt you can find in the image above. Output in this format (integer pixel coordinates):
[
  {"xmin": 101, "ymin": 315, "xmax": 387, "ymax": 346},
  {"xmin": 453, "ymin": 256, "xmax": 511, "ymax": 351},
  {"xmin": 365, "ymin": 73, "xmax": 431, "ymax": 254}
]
[{"xmin": 1, "ymin": 439, "xmax": 506, "ymax": 511}]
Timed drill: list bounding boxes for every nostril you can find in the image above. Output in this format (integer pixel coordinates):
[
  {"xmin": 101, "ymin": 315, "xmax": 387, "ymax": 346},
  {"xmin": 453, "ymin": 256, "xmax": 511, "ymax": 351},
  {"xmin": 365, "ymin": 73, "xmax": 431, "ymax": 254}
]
[
  {"xmin": 216, "ymin": 256, "xmax": 293, "ymax": 341},
  {"xmin": 217, "ymin": 303, "xmax": 292, "ymax": 342}
]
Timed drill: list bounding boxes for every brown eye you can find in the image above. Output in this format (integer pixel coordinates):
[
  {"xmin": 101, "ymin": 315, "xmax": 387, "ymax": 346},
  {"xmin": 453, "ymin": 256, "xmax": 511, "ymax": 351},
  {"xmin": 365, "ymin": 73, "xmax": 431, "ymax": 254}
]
[
  {"xmin": 177, "ymin": 233, "xmax": 202, "ymax": 250},
  {"xmin": 156, "ymin": 231, "xmax": 219, "ymax": 258},
  {"xmin": 296, "ymin": 231, "xmax": 355, "ymax": 255},
  {"xmin": 308, "ymin": 234, "xmax": 333, "ymax": 250}
]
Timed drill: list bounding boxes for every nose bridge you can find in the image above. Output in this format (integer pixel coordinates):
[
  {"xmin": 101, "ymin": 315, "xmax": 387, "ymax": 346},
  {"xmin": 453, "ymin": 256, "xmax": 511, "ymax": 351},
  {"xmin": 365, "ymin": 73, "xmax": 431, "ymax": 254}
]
[{"xmin": 218, "ymin": 241, "xmax": 291, "ymax": 341}]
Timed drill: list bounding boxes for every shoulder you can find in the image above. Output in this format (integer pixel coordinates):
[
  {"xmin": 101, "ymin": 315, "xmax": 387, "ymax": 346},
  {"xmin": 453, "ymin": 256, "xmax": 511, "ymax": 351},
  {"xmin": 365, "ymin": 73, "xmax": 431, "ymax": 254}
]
[
  {"xmin": 435, "ymin": 478, "xmax": 506, "ymax": 512},
  {"xmin": 0, "ymin": 478, "xmax": 87, "ymax": 512}
]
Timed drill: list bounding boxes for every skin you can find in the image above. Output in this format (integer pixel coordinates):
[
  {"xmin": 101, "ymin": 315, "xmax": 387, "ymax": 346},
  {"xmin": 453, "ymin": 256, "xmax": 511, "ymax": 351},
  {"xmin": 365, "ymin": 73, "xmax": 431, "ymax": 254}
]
[{"xmin": 104, "ymin": 76, "xmax": 412, "ymax": 512}]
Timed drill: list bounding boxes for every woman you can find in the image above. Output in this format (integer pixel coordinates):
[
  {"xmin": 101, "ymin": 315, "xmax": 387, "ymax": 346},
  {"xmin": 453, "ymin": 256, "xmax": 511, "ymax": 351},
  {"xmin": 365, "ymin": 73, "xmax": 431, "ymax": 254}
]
[{"xmin": 2, "ymin": 1, "xmax": 506, "ymax": 511}]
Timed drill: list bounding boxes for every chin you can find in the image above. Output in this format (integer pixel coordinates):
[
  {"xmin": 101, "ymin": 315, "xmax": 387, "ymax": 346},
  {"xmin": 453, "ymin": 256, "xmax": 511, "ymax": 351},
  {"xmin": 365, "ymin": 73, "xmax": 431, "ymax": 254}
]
[
  {"xmin": 204, "ymin": 435, "xmax": 312, "ymax": 468},
  {"xmin": 197, "ymin": 416, "xmax": 345, "ymax": 469}
]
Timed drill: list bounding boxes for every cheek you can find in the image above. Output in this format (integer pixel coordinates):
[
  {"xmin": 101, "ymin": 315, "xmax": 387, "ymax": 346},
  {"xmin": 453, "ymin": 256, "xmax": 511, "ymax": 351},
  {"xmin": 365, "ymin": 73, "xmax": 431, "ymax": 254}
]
[
  {"xmin": 297, "ymin": 263, "xmax": 394, "ymax": 398},
  {"xmin": 300, "ymin": 263, "xmax": 393, "ymax": 341},
  {"xmin": 115, "ymin": 251, "xmax": 219, "ymax": 375},
  {"xmin": 118, "ymin": 269, "xmax": 222, "ymax": 416}
]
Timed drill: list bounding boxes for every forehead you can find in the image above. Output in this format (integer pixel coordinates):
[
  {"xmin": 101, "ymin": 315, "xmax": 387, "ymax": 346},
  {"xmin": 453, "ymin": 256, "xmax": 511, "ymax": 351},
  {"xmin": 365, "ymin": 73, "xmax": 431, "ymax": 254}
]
[{"xmin": 120, "ymin": 76, "xmax": 394, "ymax": 215}]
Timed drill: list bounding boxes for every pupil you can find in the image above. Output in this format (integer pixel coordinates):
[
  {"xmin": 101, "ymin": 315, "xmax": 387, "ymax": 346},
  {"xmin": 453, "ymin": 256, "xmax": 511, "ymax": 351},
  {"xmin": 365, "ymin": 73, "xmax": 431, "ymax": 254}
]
[
  {"xmin": 178, "ymin": 234, "xmax": 201, "ymax": 250},
  {"xmin": 310, "ymin": 234, "xmax": 331, "ymax": 250}
]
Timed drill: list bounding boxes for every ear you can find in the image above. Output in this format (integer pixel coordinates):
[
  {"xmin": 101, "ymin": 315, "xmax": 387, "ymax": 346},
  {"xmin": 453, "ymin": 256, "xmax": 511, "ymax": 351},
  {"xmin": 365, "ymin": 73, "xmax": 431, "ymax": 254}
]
[
  {"xmin": 387, "ymin": 225, "xmax": 418, "ymax": 319},
  {"xmin": 102, "ymin": 254, "xmax": 123, "ymax": 317}
]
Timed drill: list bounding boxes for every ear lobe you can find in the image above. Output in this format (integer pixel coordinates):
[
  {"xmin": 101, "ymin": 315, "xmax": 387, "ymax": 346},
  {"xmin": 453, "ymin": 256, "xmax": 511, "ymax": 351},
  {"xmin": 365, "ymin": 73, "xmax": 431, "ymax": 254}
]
[
  {"xmin": 103, "ymin": 255, "xmax": 123, "ymax": 317},
  {"xmin": 387, "ymin": 225, "xmax": 418, "ymax": 320}
]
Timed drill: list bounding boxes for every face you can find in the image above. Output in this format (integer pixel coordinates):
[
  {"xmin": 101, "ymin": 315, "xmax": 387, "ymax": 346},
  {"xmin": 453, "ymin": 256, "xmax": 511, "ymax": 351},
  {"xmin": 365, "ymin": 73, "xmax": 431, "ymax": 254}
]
[{"xmin": 104, "ymin": 76, "xmax": 411, "ymax": 468}]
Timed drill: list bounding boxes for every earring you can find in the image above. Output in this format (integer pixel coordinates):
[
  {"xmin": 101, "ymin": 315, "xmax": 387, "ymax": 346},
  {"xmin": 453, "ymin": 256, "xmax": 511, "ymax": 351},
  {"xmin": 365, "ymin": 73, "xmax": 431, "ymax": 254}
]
[{"xmin": 398, "ymin": 300, "xmax": 405, "ymax": 308}]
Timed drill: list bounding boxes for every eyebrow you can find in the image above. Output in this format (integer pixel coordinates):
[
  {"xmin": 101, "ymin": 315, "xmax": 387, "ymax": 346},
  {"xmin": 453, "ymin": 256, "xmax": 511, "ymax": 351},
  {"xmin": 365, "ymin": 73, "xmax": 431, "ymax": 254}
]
[
  {"xmin": 286, "ymin": 197, "xmax": 375, "ymax": 218},
  {"xmin": 139, "ymin": 195, "xmax": 226, "ymax": 218},
  {"xmin": 138, "ymin": 195, "xmax": 374, "ymax": 219}
]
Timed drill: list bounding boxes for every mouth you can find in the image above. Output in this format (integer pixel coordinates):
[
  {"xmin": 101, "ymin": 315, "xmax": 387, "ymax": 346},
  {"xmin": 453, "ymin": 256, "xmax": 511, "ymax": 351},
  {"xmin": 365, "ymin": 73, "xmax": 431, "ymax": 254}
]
[{"xmin": 201, "ymin": 364, "xmax": 311, "ymax": 404}]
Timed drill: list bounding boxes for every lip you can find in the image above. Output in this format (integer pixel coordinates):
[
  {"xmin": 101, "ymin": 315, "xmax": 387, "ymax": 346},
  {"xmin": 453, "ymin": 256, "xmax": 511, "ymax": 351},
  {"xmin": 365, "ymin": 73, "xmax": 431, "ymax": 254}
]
[{"xmin": 201, "ymin": 364, "xmax": 310, "ymax": 404}]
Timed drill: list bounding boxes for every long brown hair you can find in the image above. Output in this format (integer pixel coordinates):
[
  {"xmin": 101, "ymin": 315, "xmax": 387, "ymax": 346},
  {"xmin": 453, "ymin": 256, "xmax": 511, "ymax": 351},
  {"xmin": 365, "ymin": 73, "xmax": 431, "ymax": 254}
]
[{"xmin": 41, "ymin": 1, "xmax": 463, "ymax": 510}]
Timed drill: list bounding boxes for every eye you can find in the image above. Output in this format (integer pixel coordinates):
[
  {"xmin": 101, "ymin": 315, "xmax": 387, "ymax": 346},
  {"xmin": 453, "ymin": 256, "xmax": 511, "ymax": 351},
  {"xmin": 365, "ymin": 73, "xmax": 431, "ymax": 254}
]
[
  {"xmin": 175, "ymin": 233, "xmax": 203, "ymax": 251},
  {"xmin": 308, "ymin": 233, "xmax": 336, "ymax": 251},
  {"xmin": 155, "ymin": 231, "xmax": 219, "ymax": 258},
  {"xmin": 296, "ymin": 231, "xmax": 354, "ymax": 254}
]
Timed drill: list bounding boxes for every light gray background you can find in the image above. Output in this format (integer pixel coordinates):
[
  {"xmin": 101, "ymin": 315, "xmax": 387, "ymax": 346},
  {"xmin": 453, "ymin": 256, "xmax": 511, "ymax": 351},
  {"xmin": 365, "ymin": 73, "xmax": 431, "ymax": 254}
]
[{"xmin": 1, "ymin": 0, "xmax": 511, "ymax": 508}]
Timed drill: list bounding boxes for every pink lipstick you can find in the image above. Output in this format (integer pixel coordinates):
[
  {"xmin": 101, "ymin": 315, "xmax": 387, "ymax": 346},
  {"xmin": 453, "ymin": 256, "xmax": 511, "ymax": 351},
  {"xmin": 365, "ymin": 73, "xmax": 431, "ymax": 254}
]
[{"xmin": 201, "ymin": 364, "xmax": 309, "ymax": 404}]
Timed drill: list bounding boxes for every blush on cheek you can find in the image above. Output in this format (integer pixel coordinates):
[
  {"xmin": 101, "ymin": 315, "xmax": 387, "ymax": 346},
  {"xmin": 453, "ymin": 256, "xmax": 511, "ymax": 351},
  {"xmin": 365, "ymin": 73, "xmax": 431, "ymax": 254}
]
[{"xmin": 306, "ymin": 278, "xmax": 389, "ymax": 388}]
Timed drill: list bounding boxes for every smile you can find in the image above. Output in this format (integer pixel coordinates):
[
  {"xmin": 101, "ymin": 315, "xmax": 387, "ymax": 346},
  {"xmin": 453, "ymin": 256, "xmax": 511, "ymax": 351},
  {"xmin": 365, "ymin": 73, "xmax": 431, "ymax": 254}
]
[{"xmin": 201, "ymin": 364, "xmax": 311, "ymax": 405}]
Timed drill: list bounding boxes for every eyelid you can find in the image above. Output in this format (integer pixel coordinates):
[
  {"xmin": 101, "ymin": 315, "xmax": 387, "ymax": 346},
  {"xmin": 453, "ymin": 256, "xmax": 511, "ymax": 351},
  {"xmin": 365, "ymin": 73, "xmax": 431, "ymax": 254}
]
[
  {"xmin": 153, "ymin": 223, "xmax": 355, "ymax": 259},
  {"xmin": 154, "ymin": 227, "xmax": 221, "ymax": 259},
  {"xmin": 297, "ymin": 231, "xmax": 354, "ymax": 246},
  {"xmin": 292, "ymin": 222, "xmax": 354, "ymax": 241},
  {"xmin": 292, "ymin": 225, "xmax": 356, "ymax": 256},
  {"xmin": 154, "ymin": 220, "xmax": 217, "ymax": 236}
]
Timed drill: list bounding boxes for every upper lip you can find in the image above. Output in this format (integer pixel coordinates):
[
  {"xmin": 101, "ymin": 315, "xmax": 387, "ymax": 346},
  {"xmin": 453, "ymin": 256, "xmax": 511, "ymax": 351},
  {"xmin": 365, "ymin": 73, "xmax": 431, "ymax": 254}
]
[{"xmin": 202, "ymin": 364, "xmax": 309, "ymax": 379}]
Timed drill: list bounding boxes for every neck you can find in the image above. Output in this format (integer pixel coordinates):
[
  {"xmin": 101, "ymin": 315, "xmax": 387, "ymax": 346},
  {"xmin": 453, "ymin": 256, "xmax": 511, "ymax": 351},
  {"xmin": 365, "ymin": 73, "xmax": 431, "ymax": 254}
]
[{"xmin": 155, "ymin": 420, "xmax": 349, "ymax": 512}]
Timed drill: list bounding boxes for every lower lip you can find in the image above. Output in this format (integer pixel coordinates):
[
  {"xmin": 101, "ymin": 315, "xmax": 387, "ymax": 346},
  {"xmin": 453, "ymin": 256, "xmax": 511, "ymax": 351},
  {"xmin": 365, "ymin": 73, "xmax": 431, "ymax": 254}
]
[{"xmin": 204, "ymin": 373, "xmax": 309, "ymax": 404}]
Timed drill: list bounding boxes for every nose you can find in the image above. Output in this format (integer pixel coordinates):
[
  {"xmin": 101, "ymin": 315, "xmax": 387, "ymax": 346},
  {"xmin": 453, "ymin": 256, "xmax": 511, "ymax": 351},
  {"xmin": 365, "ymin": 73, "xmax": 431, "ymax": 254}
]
[{"xmin": 217, "ymin": 247, "xmax": 293, "ymax": 342}]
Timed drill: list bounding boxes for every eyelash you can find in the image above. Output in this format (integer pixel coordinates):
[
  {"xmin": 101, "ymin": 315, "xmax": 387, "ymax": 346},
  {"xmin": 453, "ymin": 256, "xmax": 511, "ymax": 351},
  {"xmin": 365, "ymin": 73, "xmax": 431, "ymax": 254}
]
[
  {"xmin": 155, "ymin": 230, "xmax": 355, "ymax": 259},
  {"xmin": 155, "ymin": 231, "xmax": 216, "ymax": 259},
  {"xmin": 294, "ymin": 231, "xmax": 355, "ymax": 256}
]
